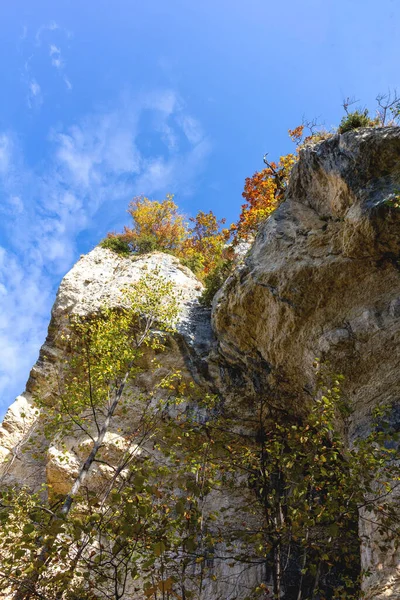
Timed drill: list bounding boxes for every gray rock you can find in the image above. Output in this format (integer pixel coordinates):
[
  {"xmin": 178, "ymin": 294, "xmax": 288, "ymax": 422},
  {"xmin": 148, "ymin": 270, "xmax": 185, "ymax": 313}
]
[{"xmin": 213, "ymin": 127, "xmax": 400, "ymax": 598}]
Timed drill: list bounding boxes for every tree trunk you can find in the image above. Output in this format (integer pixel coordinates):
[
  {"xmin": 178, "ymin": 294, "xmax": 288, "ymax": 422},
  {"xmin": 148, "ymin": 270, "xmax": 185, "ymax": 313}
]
[{"xmin": 12, "ymin": 367, "xmax": 132, "ymax": 600}]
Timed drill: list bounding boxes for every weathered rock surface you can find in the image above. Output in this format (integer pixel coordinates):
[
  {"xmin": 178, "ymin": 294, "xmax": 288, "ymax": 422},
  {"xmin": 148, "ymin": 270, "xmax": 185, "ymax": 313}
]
[
  {"xmin": 0, "ymin": 249, "xmax": 212, "ymax": 491},
  {"xmin": 0, "ymin": 248, "xmax": 240, "ymax": 600},
  {"xmin": 213, "ymin": 127, "xmax": 400, "ymax": 598},
  {"xmin": 1, "ymin": 127, "xmax": 400, "ymax": 599}
]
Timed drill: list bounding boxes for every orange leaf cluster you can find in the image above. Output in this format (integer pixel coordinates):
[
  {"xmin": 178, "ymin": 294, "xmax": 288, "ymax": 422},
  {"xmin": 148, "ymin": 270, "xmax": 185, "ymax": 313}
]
[
  {"xmin": 232, "ymin": 151, "xmax": 297, "ymax": 242},
  {"xmin": 118, "ymin": 195, "xmax": 187, "ymax": 253},
  {"xmin": 288, "ymin": 125, "xmax": 305, "ymax": 145},
  {"xmin": 179, "ymin": 210, "xmax": 231, "ymax": 276}
]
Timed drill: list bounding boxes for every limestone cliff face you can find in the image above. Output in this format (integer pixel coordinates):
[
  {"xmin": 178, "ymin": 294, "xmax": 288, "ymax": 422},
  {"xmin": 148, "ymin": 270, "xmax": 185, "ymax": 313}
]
[
  {"xmin": 213, "ymin": 128, "xmax": 400, "ymax": 430},
  {"xmin": 0, "ymin": 249, "xmax": 212, "ymax": 491},
  {"xmin": 1, "ymin": 127, "xmax": 400, "ymax": 599},
  {"xmin": 0, "ymin": 249, "xmax": 258, "ymax": 600},
  {"xmin": 213, "ymin": 127, "xmax": 400, "ymax": 599}
]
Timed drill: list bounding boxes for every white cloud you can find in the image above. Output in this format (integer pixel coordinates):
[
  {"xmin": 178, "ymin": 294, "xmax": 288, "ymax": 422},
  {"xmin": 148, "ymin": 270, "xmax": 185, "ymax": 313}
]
[
  {"xmin": 30, "ymin": 79, "xmax": 41, "ymax": 97},
  {"xmin": 35, "ymin": 21, "xmax": 59, "ymax": 45},
  {"xmin": 22, "ymin": 23, "xmax": 73, "ymax": 103},
  {"xmin": 179, "ymin": 115, "xmax": 204, "ymax": 145},
  {"xmin": 159, "ymin": 123, "xmax": 179, "ymax": 151},
  {"xmin": 49, "ymin": 44, "xmax": 60, "ymax": 55},
  {"xmin": 0, "ymin": 91, "xmax": 211, "ymax": 416},
  {"xmin": 54, "ymin": 110, "xmax": 144, "ymax": 187},
  {"xmin": 49, "ymin": 44, "xmax": 63, "ymax": 69},
  {"xmin": 0, "ymin": 134, "xmax": 11, "ymax": 174},
  {"xmin": 28, "ymin": 79, "xmax": 43, "ymax": 108},
  {"xmin": 52, "ymin": 57, "xmax": 63, "ymax": 69}
]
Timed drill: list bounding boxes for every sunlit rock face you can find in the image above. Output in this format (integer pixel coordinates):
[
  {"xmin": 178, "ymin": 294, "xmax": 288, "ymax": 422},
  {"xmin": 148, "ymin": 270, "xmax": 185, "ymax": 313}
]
[
  {"xmin": 0, "ymin": 248, "xmax": 259, "ymax": 600},
  {"xmin": 213, "ymin": 127, "xmax": 400, "ymax": 599},
  {"xmin": 0, "ymin": 249, "xmax": 210, "ymax": 491},
  {"xmin": 1, "ymin": 128, "xmax": 400, "ymax": 599}
]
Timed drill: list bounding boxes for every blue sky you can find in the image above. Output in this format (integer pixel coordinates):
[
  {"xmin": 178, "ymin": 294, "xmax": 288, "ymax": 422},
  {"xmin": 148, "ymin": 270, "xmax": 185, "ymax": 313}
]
[{"xmin": 0, "ymin": 0, "xmax": 399, "ymax": 416}]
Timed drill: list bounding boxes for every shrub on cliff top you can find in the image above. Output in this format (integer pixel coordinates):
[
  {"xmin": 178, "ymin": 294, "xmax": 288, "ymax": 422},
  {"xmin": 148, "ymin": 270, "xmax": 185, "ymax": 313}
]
[
  {"xmin": 177, "ymin": 210, "xmax": 231, "ymax": 278},
  {"xmin": 121, "ymin": 194, "xmax": 187, "ymax": 254},
  {"xmin": 338, "ymin": 109, "xmax": 378, "ymax": 133},
  {"xmin": 99, "ymin": 235, "xmax": 131, "ymax": 256},
  {"xmin": 101, "ymin": 197, "xmax": 233, "ymax": 289}
]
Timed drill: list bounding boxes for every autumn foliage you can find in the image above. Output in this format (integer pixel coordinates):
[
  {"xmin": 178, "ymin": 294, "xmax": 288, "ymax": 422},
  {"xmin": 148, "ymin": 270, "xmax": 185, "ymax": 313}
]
[
  {"xmin": 231, "ymin": 150, "xmax": 297, "ymax": 242},
  {"xmin": 119, "ymin": 195, "xmax": 187, "ymax": 254},
  {"xmin": 102, "ymin": 129, "xmax": 306, "ymax": 302},
  {"xmin": 178, "ymin": 210, "xmax": 231, "ymax": 276},
  {"xmin": 105, "ymin": 196, "xmax": 231, "ymax": 285}
]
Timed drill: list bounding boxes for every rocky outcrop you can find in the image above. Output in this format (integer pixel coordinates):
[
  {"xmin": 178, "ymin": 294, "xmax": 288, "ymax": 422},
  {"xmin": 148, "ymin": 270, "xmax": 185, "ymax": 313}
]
[
  {"xmin": 0, "ymin": 249, "xmax": 212, "ymax": 493},
  {"xmin": 213, "ymin": 127, "xmax": 400, "ymax": 598},
  {"xmin": 1, "ymin": 127, "xmax": 400, "ymax": 599}
]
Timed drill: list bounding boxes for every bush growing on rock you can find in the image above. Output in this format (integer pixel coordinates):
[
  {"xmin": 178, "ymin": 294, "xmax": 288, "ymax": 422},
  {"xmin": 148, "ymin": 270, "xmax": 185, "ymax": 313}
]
[
  {"xmin": 178, "ymin": 210, "xmax": 231, "ymax": 277},
  {"xmin": 199, "ymin": 258, "xmax": 233, "ymax": 307},
  {"xmin": 338, "ymin": 109, "xmax": 378, "ymax": 133},
  {"xmin": 99, "ymin": 235, "xmax": 131, "ymax": 256},
  {"xmin": 121, "ymin": 194, "xmax": 187, "ymax": 254},
  {"xmin": 101, "ymin": 197, "xmax": 234, "ymax": 300}
]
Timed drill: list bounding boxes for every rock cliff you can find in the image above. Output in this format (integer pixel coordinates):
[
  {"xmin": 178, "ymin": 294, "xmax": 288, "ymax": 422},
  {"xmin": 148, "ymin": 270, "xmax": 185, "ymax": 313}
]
[
  {"xmin": 0, "ymin": 250, "xmax": 211, "ymax": 491},
  {"xmin": 1, "ymin": 127, "xmax": 400, "ymax": 599},
  {"xmin": 213, "ymin": 127, "xmax": 400, "ymax": 598}
]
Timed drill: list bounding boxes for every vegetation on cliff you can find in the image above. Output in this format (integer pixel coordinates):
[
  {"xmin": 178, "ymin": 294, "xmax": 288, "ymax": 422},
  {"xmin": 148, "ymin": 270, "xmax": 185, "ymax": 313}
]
[
  {"xmin": 100, "ymin": 92, "xmax": 400, "ymax": 306},
  {"xmin": 1, "ymin": 275, "xmax": 399, "ymax": 599},
  {"xmin": 2, "ymin": 98, "xmax": 400, "ymax": 599}
]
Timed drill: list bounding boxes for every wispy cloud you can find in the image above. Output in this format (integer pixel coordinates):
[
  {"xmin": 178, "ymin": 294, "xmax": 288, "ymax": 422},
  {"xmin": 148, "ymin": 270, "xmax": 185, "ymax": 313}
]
[
  {"xmin": 0, "ymin": 90, "xmax": 211, "ymax": 416},
  {"xmin": 35, "ymin": 21, "xmax": 59, "ymax": 45},
  {"xmin": 48, "ymin": 42, "xmax": 72, "ymax": 89},
  {"xmin": 64, "ymin": 76, "xmax": 72, "ymax": 91},
  {"xmin": 0, "ymin": 134, "xmax": 11, "ymax": 174},
  {"xmin": 49, "ymin": 44, "xmax": 63, "ymax": 69},
  {"xmin": 28, "ymin": 78, "xmax": 43, "ymax": 108},
  {"xmin": 179, "ymin": 115, "xmax": 205, "ymax": 145},
  {"xmin": 22, "ymin": 22, "xmax": 73, "ymax": 104},
  {"xmin": 30, "ymin": 79, "xmax": 41, "ymax": 96},
  {"xmin": 20, "ymin": 25, "xmax": 28, "ymax": 41}
]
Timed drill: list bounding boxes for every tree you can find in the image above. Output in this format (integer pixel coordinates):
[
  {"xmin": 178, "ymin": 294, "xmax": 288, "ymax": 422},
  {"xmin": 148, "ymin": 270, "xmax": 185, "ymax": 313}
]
[
  {"xmin": 179, "ymin": 210, "xmax": 232, "ymax": 280},
  {"xmin": 1, "ymin": 268, "xmax": 187, "ymax": 599},
  {"xmin": 2, "ymin": 317, "xmax": 399, "ymax": 599},
  {"xmin": 116, "ymin": 195, "xmax": 187, "ymax": 254},
  {"xmin": 172, "ymin": 370, "xmax": 400, "ymax": 600},
  {"xmin": 231, "ymin": 147, "xmax": 297, "ymax": 243}
]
